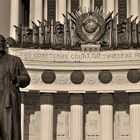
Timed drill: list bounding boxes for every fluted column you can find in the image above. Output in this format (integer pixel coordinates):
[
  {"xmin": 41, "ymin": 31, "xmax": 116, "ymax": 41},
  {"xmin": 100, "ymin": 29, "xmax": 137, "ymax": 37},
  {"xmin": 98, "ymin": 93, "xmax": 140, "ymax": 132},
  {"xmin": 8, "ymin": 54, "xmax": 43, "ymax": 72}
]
[
  {"xmin": 10, "ymin": 0, "xmax": 19, "ymax": 39},
  {"xmin": 34, "ymin": 0, "xmax": 43, "ymax": 25},
  {"xmin": 127, "ymin": 0, "xmax": 130, "ymax": 17},
  {"xmin": 103, "ymin": 0, "xmax": 115, "ymax": 15},
  {"xmin": 29, "ymin": 0, "xmax": 35, "ymax": 27},
  {"xmin": 92, "ymin": 0, "xmax": 95, "ymax": 10},
  {"xmin": 100, "ymin": 94, "xmax": 113, "ymax": 140},
  {"xmin": 44, "ymin": 0, "xmax": 48, "ymax": 20},
  {"xmin": 129, "ymin": 93, "xmax": 140, "ymax": 140},
  {"xmin": 128, "ymin": 0, "xmax": 139, "ymax": 18},
  {"xmin": 40, "ymin": 93, "xmax": 54, "ymax": 140},
  {"xmin": 80, "ymin": 0, "xmax": 91, "ymax": 10},
  {"xmin": 21, "ymin": 93, "xmax": 25, "ymax": 140},
  {"xmin": 56, "ymin": 0, "xmax": 67, "ymax": 23},
  {"xmin": 70, "ymin": 94, "xmax": 83, "ymax": 140},
  {"xmin": 67, "ymin": 0, "xmax": 71, "ymax": 14}
]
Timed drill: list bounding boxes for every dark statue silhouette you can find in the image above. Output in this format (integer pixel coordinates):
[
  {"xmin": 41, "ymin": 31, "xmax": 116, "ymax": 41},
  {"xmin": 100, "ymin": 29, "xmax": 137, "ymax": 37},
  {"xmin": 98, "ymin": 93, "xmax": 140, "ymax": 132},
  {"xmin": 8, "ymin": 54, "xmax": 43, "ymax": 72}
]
[{"xmin": 0, "ymin": 35, "xmax": 30, "ymax": 140}]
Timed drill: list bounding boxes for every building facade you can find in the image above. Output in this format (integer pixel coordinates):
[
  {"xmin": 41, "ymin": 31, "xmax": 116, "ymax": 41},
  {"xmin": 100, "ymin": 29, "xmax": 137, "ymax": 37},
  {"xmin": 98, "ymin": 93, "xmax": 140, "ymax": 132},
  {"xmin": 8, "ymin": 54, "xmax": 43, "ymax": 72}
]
[{"xmin": 1, "ymin": 0, "xmax": 140, "ymax": 140}]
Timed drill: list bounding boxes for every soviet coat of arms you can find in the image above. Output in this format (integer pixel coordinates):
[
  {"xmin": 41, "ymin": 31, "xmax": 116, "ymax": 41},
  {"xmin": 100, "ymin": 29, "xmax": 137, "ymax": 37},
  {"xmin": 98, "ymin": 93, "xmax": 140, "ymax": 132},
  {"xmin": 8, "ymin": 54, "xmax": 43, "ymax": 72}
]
[{"xmin": 69, "ymin": 7, "xmax": 106, "ymax": 44}]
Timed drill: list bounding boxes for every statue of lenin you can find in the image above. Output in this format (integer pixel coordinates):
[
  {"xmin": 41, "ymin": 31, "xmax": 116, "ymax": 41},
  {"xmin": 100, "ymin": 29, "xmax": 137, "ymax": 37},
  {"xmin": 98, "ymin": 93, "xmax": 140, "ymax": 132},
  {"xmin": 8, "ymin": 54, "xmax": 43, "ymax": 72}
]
[{"xmin": 0, "ymin": 34, "xmax": 30, "ymax": 140}]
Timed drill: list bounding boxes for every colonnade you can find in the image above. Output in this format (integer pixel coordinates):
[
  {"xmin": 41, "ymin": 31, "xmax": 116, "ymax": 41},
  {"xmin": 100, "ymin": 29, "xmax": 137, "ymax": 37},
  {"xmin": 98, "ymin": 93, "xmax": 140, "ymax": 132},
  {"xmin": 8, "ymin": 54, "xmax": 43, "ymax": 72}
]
[
  {"xmin": 20, "ymin": 93, "xmax": 140, "ymax": 140},
  {"xmin": 10, "ymin": 0, "xmax": 140, "ymax": 39}
]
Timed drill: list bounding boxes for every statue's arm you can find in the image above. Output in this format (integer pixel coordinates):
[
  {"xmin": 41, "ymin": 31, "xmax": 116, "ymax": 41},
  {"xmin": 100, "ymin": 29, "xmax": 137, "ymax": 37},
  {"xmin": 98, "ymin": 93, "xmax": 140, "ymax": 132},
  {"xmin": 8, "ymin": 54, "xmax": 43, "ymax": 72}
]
[{"xmin": 16, "ymin": 57, "xmax": 30, "ymax": 88}]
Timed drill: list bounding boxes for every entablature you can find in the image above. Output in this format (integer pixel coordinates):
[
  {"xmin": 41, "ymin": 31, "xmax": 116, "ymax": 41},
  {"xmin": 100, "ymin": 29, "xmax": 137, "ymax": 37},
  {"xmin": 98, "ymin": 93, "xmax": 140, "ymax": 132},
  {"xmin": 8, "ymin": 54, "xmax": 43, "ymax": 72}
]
[{"xmin": 9, "ymin": 48, "xmax": 140, "ymax": 93}]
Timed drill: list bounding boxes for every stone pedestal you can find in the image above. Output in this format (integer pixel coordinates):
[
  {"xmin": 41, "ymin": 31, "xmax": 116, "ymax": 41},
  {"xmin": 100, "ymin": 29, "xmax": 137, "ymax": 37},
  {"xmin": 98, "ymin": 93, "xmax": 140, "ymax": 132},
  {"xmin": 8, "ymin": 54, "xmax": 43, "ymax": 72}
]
[
  {"xmin": 40, "ymin": 93, "xmax": 54, "ymax": 140},
  {"xmin": 129, "ymin": 93, "xmax": 140, "ymax": 140},
  {"xmin": 70, "ymin": 94, "xmax": 83, "ymax": 140},
  {"xmin": 100, "ymin": 94, "xmax": 113, "ymax": 140}
]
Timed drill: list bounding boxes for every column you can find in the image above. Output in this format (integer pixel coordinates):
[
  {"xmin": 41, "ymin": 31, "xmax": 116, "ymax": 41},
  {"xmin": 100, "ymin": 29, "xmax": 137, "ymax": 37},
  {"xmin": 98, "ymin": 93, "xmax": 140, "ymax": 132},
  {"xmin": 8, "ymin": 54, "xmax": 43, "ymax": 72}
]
[
  {"xmin": 56, "ymin": 0, "xmax": 67, "ymax": 23},
  {"xmin": 40, "ymin": 93, "xmax": 54, "ymax": 140},
  {"xmin": 29, "ymin": 0, "xmax": 35, "ymax": 27},
  {"xmin": 129, "ymin": 0, "xmax": 139, "ymax": 19},
  {"xmin": 100, "ymin": 94, "xmax": 113, "ymax": 140},
  {"xmin": 10, "ymin": 0, "xmax": 19, "ymax": 39},
  {"xmin": 21, "ymin": 93, "xmax": 25, "ymax": 140},
  {"xmin": 81, "ymin": 0, "xmax": 91, "ymax": 10},
  {"xmin": 129, "ymin": 93, "xmax": 140, "ymax": 140},
  {"xmin": 70, "ymin": 94, "xmax": 83, "ymax": 140},
  {"xmin": 103, "ymin": 0, "xmax": 115, "ymax": 15},
  {"xmin": 92, "ymin": 0, "xmax": 95, "ymax": 11},
  {"xmin": 67, "ymin": 0, "xmax": 71, "ymax": 14},
  {"xmin": 79, "ymin": 0, "xmax": 82, "ymax": 7},
  {"xmin": 114, "ymin": 0, "xmax": 118, "ymax": 15},
  {"xmin": 44, "ymin": 0, "xmax": 48, "ymax": 20},
  {"xmin": 34, "ymin": 0, "xmax": 43, "ymax": 25}
]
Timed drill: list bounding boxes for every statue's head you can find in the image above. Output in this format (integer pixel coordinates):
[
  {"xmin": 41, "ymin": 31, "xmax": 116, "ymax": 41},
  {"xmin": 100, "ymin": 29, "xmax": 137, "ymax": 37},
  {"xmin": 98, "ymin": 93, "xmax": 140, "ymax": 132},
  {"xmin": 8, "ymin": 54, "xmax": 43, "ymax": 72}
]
[{"xmin": 0, "ymin": 34, "xmax": 6, "ymax": 53}]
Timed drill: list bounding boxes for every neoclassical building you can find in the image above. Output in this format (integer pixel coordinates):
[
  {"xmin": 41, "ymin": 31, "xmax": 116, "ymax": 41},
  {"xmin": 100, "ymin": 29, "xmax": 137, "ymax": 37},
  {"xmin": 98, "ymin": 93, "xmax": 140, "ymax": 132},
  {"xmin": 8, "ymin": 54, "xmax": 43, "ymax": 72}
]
[
  {"xmin": 9, "ymin": 0, "xmax": 140, "ymax": 39},
  {"xmin": 1, "ymin": 0, "xmax": 140, "ymax": 140}
]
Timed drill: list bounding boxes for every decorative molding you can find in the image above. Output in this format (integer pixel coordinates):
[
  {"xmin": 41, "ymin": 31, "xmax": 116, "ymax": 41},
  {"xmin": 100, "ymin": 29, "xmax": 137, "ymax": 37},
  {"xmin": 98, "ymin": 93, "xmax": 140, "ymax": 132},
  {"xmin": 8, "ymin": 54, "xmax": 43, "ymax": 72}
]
[
  {"xmin": 113, "ymin": 73, "xmax": 127, "ymax": 85},
  {"xmin": 70, "ymin": 70, "xmax": 85, "ymax": 84},
  {"xmin": 85, "ymin": 75, "xmax": 98, "ymax": 84},
  {"xmin": 127, "ymin": 69, "xmax": 140, "ymax": 83},
  {"xmin": 42, "ymin": 70, "xmax": 56, "ymax": 84},
  {"xmin": 98, "ymin": 70, "xmax": 112, "ymax": 84},
  {"xmin": 30, "ymin": 73, "xmax": 41, "ymax": 84}
]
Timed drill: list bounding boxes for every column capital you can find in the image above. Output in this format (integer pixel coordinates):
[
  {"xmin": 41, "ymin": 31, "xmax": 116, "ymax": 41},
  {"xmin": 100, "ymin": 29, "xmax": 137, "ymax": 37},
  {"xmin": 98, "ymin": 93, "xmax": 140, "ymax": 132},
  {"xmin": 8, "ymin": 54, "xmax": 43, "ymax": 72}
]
[
  {"xmin": 100, "ymin": 93, "xmax": 114, "ymax": 105},
  {"xmin": 21, "ymin": 92, "xmax": 25, "ymax": 104},
  {"xmin": 70, "ymin": 94, "xmax": 83, "ymax": 105},
  {"xmin": 129, "ymin": 93, "xmax": 140, "ymax": 104},
  {"xmin": 40, "ymin": 93, "xmax": 54, "ymax": 105}
]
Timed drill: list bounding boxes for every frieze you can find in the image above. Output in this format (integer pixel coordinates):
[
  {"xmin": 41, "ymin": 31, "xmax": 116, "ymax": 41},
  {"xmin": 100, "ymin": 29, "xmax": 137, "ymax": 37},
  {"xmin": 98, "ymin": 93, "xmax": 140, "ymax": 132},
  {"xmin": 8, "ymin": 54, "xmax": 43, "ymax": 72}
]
[
  {"xmin": 85, "ymin": 75, "xmax": 97, "ymax": 84},
  {"xmin": 113, "ymin": 73, "xmax": 127, "ymax": 85},
  {"xmin": 56, "ymin": 75, "xmax": 69, "ymax": 84},
  {"xmin": 9, "ymin": 48, "xmax": 140, "ymax": 63},
  {"xmin": 42, "ymin": 70, "xmax": 56, "ymax": 84},
  {"xmin": 98, "ymin": 70, "xmax": 112, "ymax": 84},
  {"xmin": 70, "ymin": 70, "xmax": 85, "ymax": 84},
  {"xmin": 28, "ymin": 72, "xmax": 42, "ymax": 85},
  {"xmin": 127, "ymin": 69, "xmax": 140, "ymax": 83},
  {"xmin": 25, "ymin": 69, "xmax": 140, "ymax": 92},
  {"xmin": 30, "ymin": 73, "xmax": 41, "ymax": 84}
]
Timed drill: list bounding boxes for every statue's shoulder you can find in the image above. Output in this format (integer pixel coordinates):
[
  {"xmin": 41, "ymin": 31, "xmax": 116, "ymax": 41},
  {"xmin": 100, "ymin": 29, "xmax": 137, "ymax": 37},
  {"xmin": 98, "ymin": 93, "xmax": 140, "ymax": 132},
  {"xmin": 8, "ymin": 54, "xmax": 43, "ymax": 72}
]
[{"xmin": 7, "ymin": 54, "xmax": 21, "ymax": 61}]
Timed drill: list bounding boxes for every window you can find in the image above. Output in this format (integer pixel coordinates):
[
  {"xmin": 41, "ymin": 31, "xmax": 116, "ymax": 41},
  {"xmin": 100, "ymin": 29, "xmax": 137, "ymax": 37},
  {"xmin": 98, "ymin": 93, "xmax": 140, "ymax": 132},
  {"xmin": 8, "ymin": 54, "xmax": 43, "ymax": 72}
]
[{"xmin": 22, "ymin": 0, "xmax": 29, "ymax": 26}]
